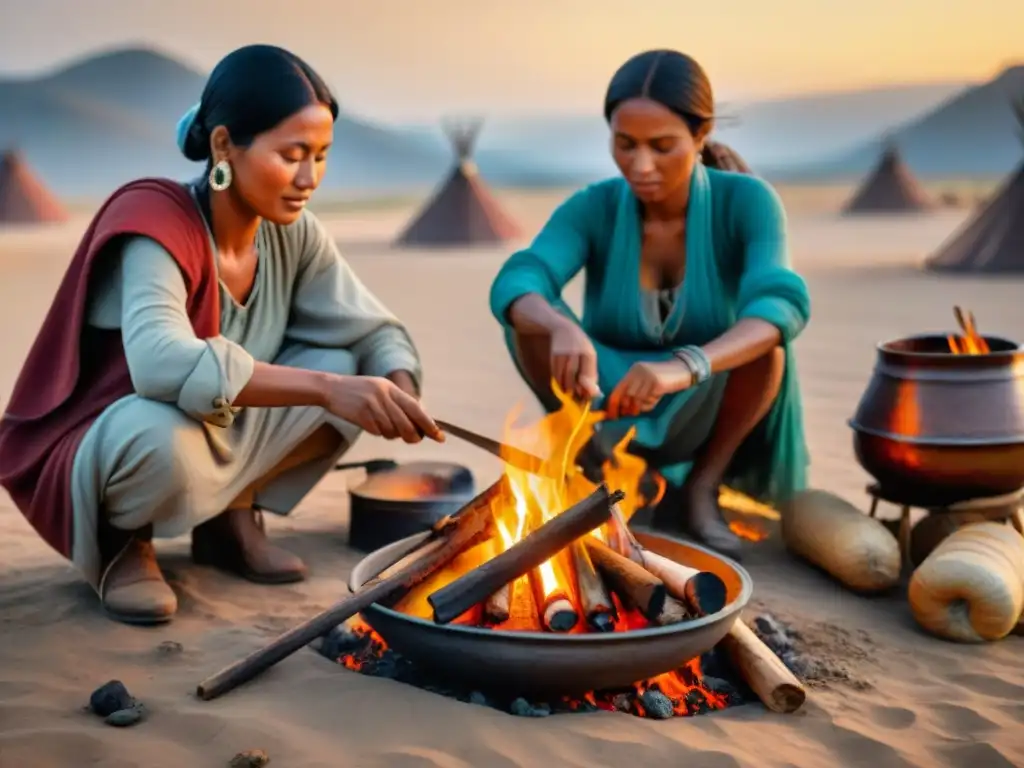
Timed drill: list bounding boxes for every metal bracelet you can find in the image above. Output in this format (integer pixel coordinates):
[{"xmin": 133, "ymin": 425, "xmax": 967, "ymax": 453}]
[{"xmin": 672, "ymin": 345, "xmax": 712, "ymax": 384}]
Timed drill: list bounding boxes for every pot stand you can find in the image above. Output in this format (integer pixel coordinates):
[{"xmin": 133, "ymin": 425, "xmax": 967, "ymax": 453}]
[{"xmin": 865, "ymin": 482, "xmax": 1024, "ymax": 572}]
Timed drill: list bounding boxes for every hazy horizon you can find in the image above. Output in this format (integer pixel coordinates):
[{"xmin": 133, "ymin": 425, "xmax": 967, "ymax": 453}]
[{"xmin": 2, "ymin": 0, "xmax": 1022, "ymax": 121}]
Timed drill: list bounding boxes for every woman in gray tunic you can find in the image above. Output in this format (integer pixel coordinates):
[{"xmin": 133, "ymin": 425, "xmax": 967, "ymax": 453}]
[{"xmin": 70, "ymin": 46, "xmax": 443, "ymax": 624}]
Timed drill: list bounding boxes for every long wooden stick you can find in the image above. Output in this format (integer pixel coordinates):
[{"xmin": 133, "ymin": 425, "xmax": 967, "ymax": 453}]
[
  {"xmin": 428, "ymin": 485, "xmax": 622, "ymax": 624},
  {"xmin": 195, "ymin": 482, "xmax": 501, "ymax": 701}
]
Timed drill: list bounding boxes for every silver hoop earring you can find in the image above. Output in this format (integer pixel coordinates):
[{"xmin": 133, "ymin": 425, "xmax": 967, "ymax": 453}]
[{"xmin": 209, "ymin": 160, "xmax": 232, "ymax": 191}]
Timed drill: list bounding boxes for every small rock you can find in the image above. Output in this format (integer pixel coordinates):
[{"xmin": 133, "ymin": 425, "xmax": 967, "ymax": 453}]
[
  {"xmin": 230, "ymin": 749, "xmax": 270, "ymax": 767},
  {"xmin": 468, "ymin": 690, "xmax": 489, "ymax": 707},
  {"xmin": 611, "ymin": 693, "xmax": 633, "ymax": 713},
  {"xmin": 640, "ymin": 689, "xmax": 674, "ymax": 719},
  {"xmin": 509, "ymin": 697, "xmax": 551, "ymax": 717},
  {"xmin": 105, "ymin": 704, "xmax": 145, "ymax": 728},
  {"xmin": 157, "ymin": 641, "xmax": 183, "ymax": 656},
  {"xmin": 89, "ymin": 680, "xmax": 135, "ymax": 717}
]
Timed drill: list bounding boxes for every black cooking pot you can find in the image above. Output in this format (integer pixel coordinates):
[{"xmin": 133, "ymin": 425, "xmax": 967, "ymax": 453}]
[{"xmin": 335, "ymin": 460, "xmax": 477, "ymax": 552}]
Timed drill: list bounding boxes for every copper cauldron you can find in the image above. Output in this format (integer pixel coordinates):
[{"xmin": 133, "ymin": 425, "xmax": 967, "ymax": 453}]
[{"xmin": 848, "ymin": 334, "xmax": 1024, "ymax": 507}]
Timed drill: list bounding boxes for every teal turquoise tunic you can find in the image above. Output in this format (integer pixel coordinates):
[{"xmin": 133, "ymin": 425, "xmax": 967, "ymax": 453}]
[{"xmin": 489, "ymin": 164, "xmax": 811, "ymax": 503}]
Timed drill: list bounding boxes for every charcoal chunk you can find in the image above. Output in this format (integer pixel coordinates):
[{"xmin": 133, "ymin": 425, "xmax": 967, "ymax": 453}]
[
  {"xmin": 640, "ymin": 689, "xmax": 674, "ymax": 719},
  {"xmin": 510, "ymin": 698, "xmax": 551, "ymax": 717},
  {"xmin": 319, "ymin": 625, "xmax": 366, "ymax": 660},
  {"xmin": 89, "ymin": 680, "xmax": 134, "ymax": 717}
]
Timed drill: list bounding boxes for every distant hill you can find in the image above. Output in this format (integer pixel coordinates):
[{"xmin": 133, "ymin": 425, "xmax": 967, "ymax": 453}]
[
  {"xmin": 768, "ymin": 65, "xmax": 1024, "ymax": 181},
  {"xmin": 3, "ymin": 45, "xmax": 1021, "ymax": 198},
  {"xmin": 447, "ymin": 83, "xmax": 969, "ymax": 183},
  {"xmin": 0, "ymin": 46, "xmax": 450, "ymax": 197}
]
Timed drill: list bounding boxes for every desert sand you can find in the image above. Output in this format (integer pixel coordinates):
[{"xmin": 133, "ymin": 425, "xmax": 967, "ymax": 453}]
[{"xmin": 1, "ymin": 188, "xmax": 1023, "ymax": 768}]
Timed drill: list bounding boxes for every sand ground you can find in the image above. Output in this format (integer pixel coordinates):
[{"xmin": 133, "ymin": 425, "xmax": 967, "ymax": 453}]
[{"xmin": 1, "ymin": 188, "xmax": 1023, "ymax": 768}]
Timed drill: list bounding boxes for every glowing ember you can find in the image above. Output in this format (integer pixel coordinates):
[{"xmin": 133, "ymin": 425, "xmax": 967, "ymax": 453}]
[{"xmin": 332, "ymin": 616, "xmax": 746, "ymax": 718}]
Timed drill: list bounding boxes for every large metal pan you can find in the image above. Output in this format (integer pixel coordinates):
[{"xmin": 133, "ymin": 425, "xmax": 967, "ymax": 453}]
[{"xmin": 347, "ymin": 530, "xmax": 752, "ymax": 699}]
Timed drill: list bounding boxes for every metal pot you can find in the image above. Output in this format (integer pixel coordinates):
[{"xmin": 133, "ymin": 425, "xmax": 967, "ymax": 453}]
[
  {"xmin": 346, "ymin": 530, "xmax": 752, "ymax": 699},
  {"xmin": 338, "ymin": 460, "xmax": 477, "ymax": 552},
  {"xmin": 848, "ymin": 334, "xmax": 1024, "ymax": 506}
]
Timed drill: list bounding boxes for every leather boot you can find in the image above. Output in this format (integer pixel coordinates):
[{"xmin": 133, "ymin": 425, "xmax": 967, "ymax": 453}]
[
  {"xmin": 99, "ymin": 525, "xmax": 177, "ymax": 625},
  {"xmin": 191, "ymin": 508, "xmax": 307, "ymax": 584}
]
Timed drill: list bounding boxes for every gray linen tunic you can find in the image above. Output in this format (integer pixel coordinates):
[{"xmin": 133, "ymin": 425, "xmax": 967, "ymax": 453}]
[{"xmin": 69, "ymin": 195, "xmax": 420, "ymax": 586}]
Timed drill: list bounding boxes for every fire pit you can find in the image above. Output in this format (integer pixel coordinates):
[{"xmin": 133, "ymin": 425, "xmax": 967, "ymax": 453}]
[{"xmin": 346, "ymin": 529, "xmax": 752, "ymax": 700}]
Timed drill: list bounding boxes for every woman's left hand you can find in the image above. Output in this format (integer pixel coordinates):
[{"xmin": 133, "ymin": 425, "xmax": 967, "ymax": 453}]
[
  {"xmin": 386, "ymin": 370, "xmax": 420, "ymax": 400},
  {"xmin": 605, "ymin": 360, "xmax": 693, "ymax": 419}
]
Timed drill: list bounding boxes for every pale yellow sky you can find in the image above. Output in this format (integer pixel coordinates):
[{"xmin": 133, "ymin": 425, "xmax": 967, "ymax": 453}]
[{"xmin": 2, "ymin": 0, "xmax": 1021, "ymax": 119}]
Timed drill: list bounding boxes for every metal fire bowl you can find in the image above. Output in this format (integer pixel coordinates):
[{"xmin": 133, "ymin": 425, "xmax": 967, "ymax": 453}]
[{"xmin": 347, "ymin": 530, "xmax": 753, "ymax": 699}]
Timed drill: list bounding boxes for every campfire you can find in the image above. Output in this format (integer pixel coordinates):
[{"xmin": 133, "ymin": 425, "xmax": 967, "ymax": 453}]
[{"xmin": 325, "ymin": 387, "xmax": 804, "ymax": 719}]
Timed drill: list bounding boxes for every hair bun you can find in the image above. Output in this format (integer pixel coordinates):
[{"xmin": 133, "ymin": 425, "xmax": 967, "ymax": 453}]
[{"xmin": 175, "ymin": 102, "xmax": 211, "ymax": 162}]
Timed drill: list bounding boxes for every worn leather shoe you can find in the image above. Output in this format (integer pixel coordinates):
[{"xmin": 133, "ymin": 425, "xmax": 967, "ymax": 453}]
[
  {"xmin": 192, "ymin": 508, "xmax": 307, "ymax": 584},
  {"xmin": 99, "ymin": 537, "xmax": 178, "ymax": 625}
]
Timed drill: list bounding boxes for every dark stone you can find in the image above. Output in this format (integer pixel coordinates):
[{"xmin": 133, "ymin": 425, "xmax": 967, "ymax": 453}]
[
  {"xmin": 105, "ymin": 704, "xmax": 145, "ymax": 727},
  {"xmin": 89, "ymin": 680, "xmax": 134, "ymax": 717},
  {"xmin": 611, "ymin": 693, "xmax": 633, "ymax": 713},
  {"xmin": 156, "ymin": 641, "xmax": 183, "ymax": 656},
  {"xmin": 229, "ymin": 749, "xmax": 270, "ymax": 768},
  {"xmin": 469, "ymin": 691, "xmax": 489, "ymax": 707},
  {"xmin": 640, "ymin": 690, "xmax": 674, "ymax": 719},
  {"xmin": 510, "ymin": 698, "xmax": 551, "ymax": 717}
]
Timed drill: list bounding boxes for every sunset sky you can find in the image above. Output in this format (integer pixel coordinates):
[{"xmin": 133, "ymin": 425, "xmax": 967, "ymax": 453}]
[{"xmin": 2, "ymin": 0, "xmax": 1021, "ymax": 120}]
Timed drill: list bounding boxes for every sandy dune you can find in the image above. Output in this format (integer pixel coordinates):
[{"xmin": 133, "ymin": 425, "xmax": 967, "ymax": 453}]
[{"xmin": 1, "ymin": 189, "xmax": 1023, "ymax": 767}]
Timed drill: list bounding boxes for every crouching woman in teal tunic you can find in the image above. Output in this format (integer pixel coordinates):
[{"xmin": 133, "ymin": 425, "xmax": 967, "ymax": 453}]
[{"xmin": 489, "ymin": 49, "xmax": 811, "ymax": 557}]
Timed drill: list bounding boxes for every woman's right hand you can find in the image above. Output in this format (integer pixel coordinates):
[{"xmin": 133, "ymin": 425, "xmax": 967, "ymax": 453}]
[
  {"xmin": 323, "ymin": 375, "xmax": 444, "ymax": 444},
  {"xmin": 550, "ymin": 320, "xmax": 601, "ymax": 401}
]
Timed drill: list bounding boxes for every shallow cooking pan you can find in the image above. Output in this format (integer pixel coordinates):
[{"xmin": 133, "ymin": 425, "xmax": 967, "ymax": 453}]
[{"xmin": 335, "ymin": 459, "xmax": 477, "ymax": 552}]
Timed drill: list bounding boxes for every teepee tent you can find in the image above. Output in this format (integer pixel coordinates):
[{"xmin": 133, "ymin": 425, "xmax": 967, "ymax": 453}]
[
  {"xmin": 0, "ymin": 149, "xmax": 69, "ymax": 225},
  {"xmin": 842, "ymin": 142, "xmax": 933, "ymax": 214},
  {"xmin": 394, "ymin": 119, "xmax": 522, "ymax": 248},
  {"xmin": 924, "ymin": 99, "xmax": 1024, "ymax": 273}
]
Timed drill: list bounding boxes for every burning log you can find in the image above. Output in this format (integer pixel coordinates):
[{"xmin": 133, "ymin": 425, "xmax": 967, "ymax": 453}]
[
  {"xmin": 583, "ymin": 537, "xmax": 689, "ymax": 625},
  {"xmin": 392, "ymin": 538, "xmax": 499, "ymax": 624},
  {"xmin": 571, "ymin": 542, "xmax": 616, "ymax": 632},
  {"xmin": 428, "ymin": 485, "xmax": 623, "ymax": 625},
  {"xmin": 531, "ymin": 563, "xmax": 579, "ymax": 632},
  {"xmin": 195, "ymin": 481, "xmax": 504, "ymax": 701},
  {"xmin": 504, "ymin": 576, "xmax": 542, "ymax": 632},
  {"xmin": 605, "ymin": 513, "xmax": 806, "ymax": 714},
  {"xmin": 483, "ymin": 583, "xmax": 511, "ymax": 625}
]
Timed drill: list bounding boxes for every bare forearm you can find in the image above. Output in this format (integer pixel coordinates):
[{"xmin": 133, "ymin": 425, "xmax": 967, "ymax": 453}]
[
  {"xmin": 508, "ymin": 293, "xmax": 572, "ymax": 334},
  {"xmin": 700, "ymin": 318, "xmax": 782, "ymax": 374},
  {"xmin": 232, "ymin": 361, "xmax": 331, "ymax": 409}
]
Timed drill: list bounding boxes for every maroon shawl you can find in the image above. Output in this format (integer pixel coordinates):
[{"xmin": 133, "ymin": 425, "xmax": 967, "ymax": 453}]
[{"xmin": 0, "ymin": 179, "xmax": 221, "ymax": 560}]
